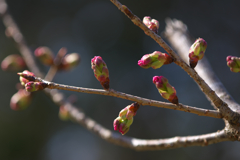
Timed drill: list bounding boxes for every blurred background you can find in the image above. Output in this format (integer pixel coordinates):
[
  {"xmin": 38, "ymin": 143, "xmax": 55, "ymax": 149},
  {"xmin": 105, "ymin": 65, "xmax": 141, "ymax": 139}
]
[{"xmin": 1, "ymin": 0, "xmax": 240, "ymax": 159}]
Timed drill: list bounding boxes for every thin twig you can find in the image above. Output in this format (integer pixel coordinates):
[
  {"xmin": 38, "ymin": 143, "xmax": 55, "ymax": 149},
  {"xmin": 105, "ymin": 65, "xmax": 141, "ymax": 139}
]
[
  {"xmin": 109, "ymin": 0, "xmax": 236, "ymax": 118},
  {"xmin": 164, "ymin": 18, "xmax": 240, "ymax": 124}
]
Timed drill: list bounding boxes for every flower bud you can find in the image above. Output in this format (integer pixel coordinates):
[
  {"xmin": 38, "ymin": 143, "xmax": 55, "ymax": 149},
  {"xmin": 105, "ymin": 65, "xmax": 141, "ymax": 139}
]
[
  {"xmin": 189, "ymin": 38, "xmax": 207, "ymax": 68},
  {"xmin": 226, "ymin": 56, "xmax": 240, "ymax": 72},
  {"xmin": 25, "ymin": 82, "xmax": 48, "ymax": 92},
  {"xmin": 113, "ymin": 117, "xmax": 133, "ymax": 135},
  {"xmin": 1, "ymin": 54, "xmax": 26, "ymax": 72},
  {"xmin": 10, "ymin": 89, "xmax": 31, "ymax": 110},
  {"xmin": 19, "ymin": 70, "xmax": 35, "ymax": 86},
  {"xmin": 153, "ymin": 76, "xmax": 178, "ymax": 104},
  {"xmin": 138, "ymin": 51, "xmax": 173, "ymax": 69},
  {"xmin": 34, "ymin": 47, "xmax": 54, "ymax": 65},
  {"xmin": 143, "ymin": 16, "xmax": 159, "ymax": 34},
  {"xmin": 59, "ymin": 106, "xmax": 70, "ymax": 121},
  {"xmin": 113, "ymin": 102, "xmax": 140, "ymax": 135},
  {"xmin": 59, "ymin": 53, "xmax": 80, "ymax": 70},
  {"xmin": 91, "ymin": 56, "xmax": 110, "ymax": 90}
]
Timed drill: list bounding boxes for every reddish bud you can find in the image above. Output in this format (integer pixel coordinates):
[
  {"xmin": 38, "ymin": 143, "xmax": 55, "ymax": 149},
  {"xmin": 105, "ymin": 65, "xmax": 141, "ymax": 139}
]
[
  {"xmin": 113, "ymin": 102, "xmax": 140, "ymax": 135},
  {"xmin": 226, "ymin": 56, "xmax": 240, "ymax": 73},
  {"xmin": 91, "ymin": 56, "xmax": 110, "ymax": 90},
  {"xmin": 34, "ymin": 47, "xmax": 54, "ymax": 65},
  {"xmin": 189, "ymin": 38, "xmax": 207, "ymax": 68},
  {"xmin": 138, "ymin": 51, "xmax": 173, "ymax": 69},
  {"xmin": 10, "ymin": 89, "xmax": 31, "ymax": 110},
  {"xmin": 153, "ymin": 76, "xmax": 178, "ymax": 104},
  {"xmin": 18, "ymin": 70, "xmax": 35, "ymax": 86},
  {"xmin": 143, "ymin": 16, "xmax": 159, "ymax": 34},
  {"xmin": 1, "ymin": 54, "xmax": 26, "ymax": 72},
  {"xmin": 25, "ymin": 82, "xmax": 48, "ymax": 92},
  {"xmin": 59, "ymin": 53, "xmax": 80, "ymax": 70}
]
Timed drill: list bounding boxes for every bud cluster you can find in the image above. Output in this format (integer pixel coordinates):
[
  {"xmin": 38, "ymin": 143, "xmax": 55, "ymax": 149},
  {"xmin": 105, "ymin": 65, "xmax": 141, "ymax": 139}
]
[
  {"xmin": 143, "ymin": 16, "xmax": 159, "ymax": 34},
  {"xmin": 153, "ymin": 76, "xmax": 178, "ymax": 104},
  {"xmin": 34, "ymin": 46, "xmax": 80, "ymax": 70},
  {"xmin": 138, "ymin": 51, "xmax": 173, "ymax": 69},
  {"xmin": 113, "ymin": 102, "xmax": 140, "ymax": 135}
]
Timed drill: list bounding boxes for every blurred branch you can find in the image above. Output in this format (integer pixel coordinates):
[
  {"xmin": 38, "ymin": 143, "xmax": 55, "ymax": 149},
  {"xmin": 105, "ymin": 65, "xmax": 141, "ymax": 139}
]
[
  {"xmin": 163, "ymin": 18, "xmax": 240, "ymax": 123},
  {"xmin": 0, "ymin": 0, "xmax": 238, "ymax": 150},
  {"xmin": 109, "ymin": 0, "xmax": 238, "ymax": 123}
]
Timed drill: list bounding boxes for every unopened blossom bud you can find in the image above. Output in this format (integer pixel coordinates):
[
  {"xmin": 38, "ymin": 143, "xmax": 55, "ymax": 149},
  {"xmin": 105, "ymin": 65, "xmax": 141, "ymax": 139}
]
[
  {"xmin": 25, "ymin": 82, "xmax": 48, "ymax": 92},
  {"xmin": 138, "ymin": 51, "xmax": 173, "ymax": 69},
  {"xmin": 189, "ymin": 38, "xmax": 207, "ymax": 68},
  {"xmin": 10, "ymin": 89, "xmax": 31, "ymax": 110},
  {"xmin": 34, "ymin": 47, "xmax": 54, "ymax": 65},
  {"xmin": 1, "ymin": 54, "xmax": 26, "ymax": 71},
  {"xmin": 226, "ymin": 56, "xmax": 240, "ymax": 73},
  {"xmin": 113, "ymin": 117, "xmax": 133, "ymax": 135},
  {"xmin": 59, "ymin": 53, "xmax": 80, "ymax": 70},
  {"xmin": 19, "ymin": 70, "xmax": 35, "ymax": 86},
  {"xmin": 91, "ymin": 56, "xmax": 110, "ymax": 90},
  {"xmin": 59, "ymin": 106, "xmax": 70, "ymax": 121},
  {"xmin": 113, "ymin": 102, "xmax": 140, "ymax": 135},
  {"xmin": 143, "ymin": 16, "xmax": 159, "ymax": 34},
  {"xmin": 153, "ymin": 76, "xmax": 178, "ymax": 104}
]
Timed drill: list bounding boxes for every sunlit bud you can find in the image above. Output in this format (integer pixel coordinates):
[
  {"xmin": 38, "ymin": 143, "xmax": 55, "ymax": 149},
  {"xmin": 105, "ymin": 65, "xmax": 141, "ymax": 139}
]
[
  {"xmin": 226, "ymin": 56, "xmax": 240, "ymax": 73},
  {"xmin": 34, "ymin": 47, "xmax": 54, "ymax": 65},
  {"xmin": 113, "ymin": 117, "xmax": 133, "ymax": 135},
  {"xmin": 138, "ymin": 51, "xmax": 173, "ymax": 69},
  {"xmin": 59, "ymin": 106, "xmax": 70, "ymax": 121},
  {"xmin": 25, "ymin": 82, "xmax": 48, "ymax": 92},
  {"xmin": 18, "ymin": 70, "xmax": 35, "ymax": 86},
  {"xmin": 91, "ymin": 56, "xmax": 110, "ymax": 90},
  {"xmin": 59, "ymin": 53, "xmax": 80, "ymax": 70},
  {"xmin": 153, "ymin": 76, "xmax": 178, "ymax": 104},
  {"xmin": 189, "ymin": 38, "xmax": 207, "ymax": 68},
  {"xmin": 113, "ymin": 102, "xmax": 140, "ymax": 135},
  {"xmin": 143, "ymin": 16, "xmax": 159, "ymax": 34},
  {"xmin": 1, "ymin": 54, "xmax": 26, "ymax": 71},
  {"xmin": 10, "ymin": 89, "xmax": 31, "ymax": 111}
]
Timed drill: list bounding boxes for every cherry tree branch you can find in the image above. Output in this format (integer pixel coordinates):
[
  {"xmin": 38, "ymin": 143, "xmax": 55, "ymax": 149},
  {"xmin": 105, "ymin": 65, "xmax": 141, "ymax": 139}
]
[
  {"xmin": 109, "ymin": 0, "xmax": 240, "ymax": 124},
  {"xmin": 163, "ymin": 18, "xmax": 240, "ymax": 123},
  {"xmin": 0, "ymin": 0, "xmax": 236, "ymax": 150}
]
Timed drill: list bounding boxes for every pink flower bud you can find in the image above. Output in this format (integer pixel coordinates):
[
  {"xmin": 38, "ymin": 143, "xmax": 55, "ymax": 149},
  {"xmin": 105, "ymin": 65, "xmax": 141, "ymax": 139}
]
[
  {"xmin": 25, "ymin": 82, "xmax": 48, "ymax": 92},
  {"xmin": 1, "ymin": 54, "xmax": 26, "ymax": 71},
  {"xmin": 113, "ymin": 102, "xmax": 140, "ymax": 135},
  {"xmin": 153, "ymin": 76, "xmax": 178, "ymax": 104},
  {"xmin": 113, "ymin": 117, "xmax": 133, "ymax": 135},
  {"xmin": 59, "ymin": 53, "xmax": 80, "ymax": 70},
  {"xmin": 91, "ymin": 56, "xmax": 110, "ymax": 90},
  {"xmin": 189, "ymin": 38, "xmax": 207, "ymax": 68},
  {"xmin": 226, "ymin": 56, "xmax": 240, "ymax": 73},
  {"xmin": 143, "ymin": 16, "xmax": 159, "ymax": 34},
  {"xmin": 34, "ymin": 47, "xmax": 54, "ymax": 65},
  {"xmin": 10, "ymin": 89, "xmax": 31, "ymax": 110},
  {"xmin": 59, "ymin": 106, "xmax": 70, "ymax": 121},
  {"xmin": 19, "ymin": 70, "xmax": 35, "ymax": 86},
  {"xmin": 138, "ymin": 51, "xmax": 173, "ymax": 69}
]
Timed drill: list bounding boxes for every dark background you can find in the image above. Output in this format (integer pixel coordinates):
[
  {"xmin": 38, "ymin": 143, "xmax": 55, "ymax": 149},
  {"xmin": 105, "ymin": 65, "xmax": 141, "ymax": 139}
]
[{"xmin": 1, "ymin": 0, "xmax": 240, "ymax": 159}]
